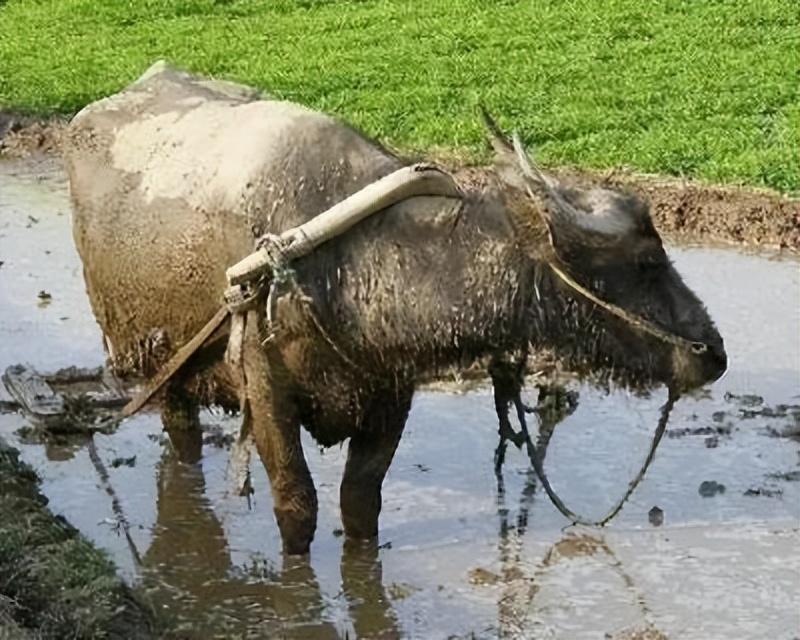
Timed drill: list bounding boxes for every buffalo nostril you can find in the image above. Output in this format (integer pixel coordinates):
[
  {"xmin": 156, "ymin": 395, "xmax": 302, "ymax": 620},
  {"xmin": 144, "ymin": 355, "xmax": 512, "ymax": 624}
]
[{"xmin": 707, "ymin": 342, "xmax": 728, "ymax": 373}]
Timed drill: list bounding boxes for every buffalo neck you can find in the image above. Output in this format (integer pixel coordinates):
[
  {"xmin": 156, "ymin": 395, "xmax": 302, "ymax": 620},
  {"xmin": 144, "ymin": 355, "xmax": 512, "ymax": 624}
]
[{"xmin": 328, "ymin": 186, "xmax": 549, "ymax": 376}]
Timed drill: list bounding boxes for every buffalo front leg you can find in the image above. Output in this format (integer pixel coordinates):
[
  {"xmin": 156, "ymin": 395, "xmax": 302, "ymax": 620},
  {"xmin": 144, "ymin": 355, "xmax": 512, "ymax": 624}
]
[
  {"xmin": 340, "ymin": 392, "xmax": 412, "ymax": 541},
  {"xmin": 242, "ymin": 316, "xmax": 317, "ymax": 555}
]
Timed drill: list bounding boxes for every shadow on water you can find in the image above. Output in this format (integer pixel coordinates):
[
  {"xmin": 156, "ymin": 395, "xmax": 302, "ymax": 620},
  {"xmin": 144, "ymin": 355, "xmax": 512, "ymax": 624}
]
[{"xmin": 2, "ymin": 160, "xmax": 800, "ymax": 638}]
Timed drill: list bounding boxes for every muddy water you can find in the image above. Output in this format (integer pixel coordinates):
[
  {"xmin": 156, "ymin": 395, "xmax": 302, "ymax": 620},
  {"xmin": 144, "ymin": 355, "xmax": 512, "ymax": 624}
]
[{"xmin": 1, "ymin": 159, "xmax": 798, "ymax": 639}]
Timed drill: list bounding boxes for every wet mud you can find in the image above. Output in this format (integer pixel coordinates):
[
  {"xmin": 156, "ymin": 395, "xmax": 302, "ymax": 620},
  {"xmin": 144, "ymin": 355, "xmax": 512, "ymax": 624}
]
[{"xmin": 1, "ymin": 159, "xmax": 799, "ymax": 639}]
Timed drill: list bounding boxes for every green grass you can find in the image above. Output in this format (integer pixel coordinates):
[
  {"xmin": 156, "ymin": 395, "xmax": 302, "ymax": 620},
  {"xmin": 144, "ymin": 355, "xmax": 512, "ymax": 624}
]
[{"xmin": 0, "ymin": 0, "xmax": 798, "ymax": 192}]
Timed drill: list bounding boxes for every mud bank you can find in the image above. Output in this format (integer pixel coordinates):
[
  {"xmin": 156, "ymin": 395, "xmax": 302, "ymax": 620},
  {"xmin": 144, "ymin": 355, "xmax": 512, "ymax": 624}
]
[
  {"xmin": 0, "ymin": 112, "xmax": 65, "ymax": 159},
  {"xmin": 2, "ymin": 113, "xmax": 798, "ymax": 252},
  {"xmin": 599, "ymin": 170, "xmax": 800, "ymax": 251},
  {"xmin": 0, "ymin": 438, "xmax": 159, "ymax": 639}
]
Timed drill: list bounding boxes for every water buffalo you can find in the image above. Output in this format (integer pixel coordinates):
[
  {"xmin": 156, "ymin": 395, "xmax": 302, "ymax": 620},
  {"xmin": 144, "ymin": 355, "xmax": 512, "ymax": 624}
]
[{"xmin": 64, "ymin": 62, "xmax": 726, "ymax": 554}]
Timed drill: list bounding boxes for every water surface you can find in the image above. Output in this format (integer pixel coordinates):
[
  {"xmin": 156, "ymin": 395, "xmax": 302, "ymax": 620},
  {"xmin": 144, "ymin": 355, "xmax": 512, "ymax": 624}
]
[{"xmin": 1, "ymin": 160, "xmax": 798, "ymax": 639}]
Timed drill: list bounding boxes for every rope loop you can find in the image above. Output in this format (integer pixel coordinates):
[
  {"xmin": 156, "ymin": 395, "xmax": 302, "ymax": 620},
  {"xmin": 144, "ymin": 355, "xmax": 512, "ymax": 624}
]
[
  {"xmin": 255, "ymin": 233, "xmax": 294, "ymax": 282},
  {"xmin": 224, "ymin": 281, "xmax": 263, "ymax": 315},
  {"xmin": 525, "ymin": 388, "xmax": 679, "ymax": 527},
  {"xmin": 547, "ymin": 260, "xmax": 709, "ymax": 354}
]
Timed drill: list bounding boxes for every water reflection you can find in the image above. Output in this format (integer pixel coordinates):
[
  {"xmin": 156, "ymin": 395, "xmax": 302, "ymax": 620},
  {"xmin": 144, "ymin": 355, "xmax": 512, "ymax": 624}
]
[
  {"xmin": 340, "ymin": 542, "xmax": 400, "ymax": 640},
  {"xmin": 141, "ymin": 430, "xmax": 399, "ymax": 639},
  {"xmin": 141, "ymin": 381, "xmax": 593, "ymax": 637},
  {"xmin": 493, "ymin": 383, "xmax": 568, "ymax": 637},
  {"xmin": 492, "ymin": 385, "xmax": 667, "ymax": 640}
]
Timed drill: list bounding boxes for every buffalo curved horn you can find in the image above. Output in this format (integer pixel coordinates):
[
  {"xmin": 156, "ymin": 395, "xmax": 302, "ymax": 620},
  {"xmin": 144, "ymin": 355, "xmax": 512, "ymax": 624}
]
[{"xmin": 511, "ymin": 133, "xmax": 630, "ymax": 247}]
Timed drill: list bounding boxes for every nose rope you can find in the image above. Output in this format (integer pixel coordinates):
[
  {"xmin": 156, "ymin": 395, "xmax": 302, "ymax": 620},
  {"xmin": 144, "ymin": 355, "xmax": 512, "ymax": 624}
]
[
  {"xmin": 523, "ymin": 389, "xmax": 678, "ymax": 527},
  {"xmin": 546, "ymin": 261, "xmax": 708, "ymax": 354}
]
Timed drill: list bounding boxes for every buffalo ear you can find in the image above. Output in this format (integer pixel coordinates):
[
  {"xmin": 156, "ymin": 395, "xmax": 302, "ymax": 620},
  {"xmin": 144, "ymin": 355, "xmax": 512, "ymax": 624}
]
[
  {"xmin": 479, "ymin": 106, "xmax": 529, "ymax": 193},
  {"xmin": 481, "ymin": 108, "xmax": 634, "ymax": 251}
]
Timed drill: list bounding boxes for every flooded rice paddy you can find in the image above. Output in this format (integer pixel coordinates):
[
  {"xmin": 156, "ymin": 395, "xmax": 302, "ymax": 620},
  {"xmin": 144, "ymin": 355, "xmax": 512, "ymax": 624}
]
[{"xmin": 1, "ymin": 159, "xmax": 798, "ymax": 639}]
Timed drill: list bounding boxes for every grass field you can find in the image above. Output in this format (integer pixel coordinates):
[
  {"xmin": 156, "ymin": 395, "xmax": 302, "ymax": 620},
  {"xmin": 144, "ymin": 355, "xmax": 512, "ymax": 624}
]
[{"xmin": 0, "ymin": 0, "xmax": 797, "ymax": 192}]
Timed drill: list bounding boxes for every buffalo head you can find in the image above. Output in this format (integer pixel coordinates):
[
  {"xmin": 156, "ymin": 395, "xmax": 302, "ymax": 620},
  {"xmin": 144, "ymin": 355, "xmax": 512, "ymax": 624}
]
[{"xmin": 483, "ymin": 111, "xmax": 727, "ymax": 391}]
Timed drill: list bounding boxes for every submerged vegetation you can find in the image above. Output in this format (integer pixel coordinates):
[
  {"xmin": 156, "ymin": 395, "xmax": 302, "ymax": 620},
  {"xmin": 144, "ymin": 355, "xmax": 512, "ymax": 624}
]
[
  {"xmin": 0, "ymin": 439, "xmax": 158, "ymax": 639},
  {"xmin": 0, "ymin": 0, "xmax": 797, "ymax": 192}
]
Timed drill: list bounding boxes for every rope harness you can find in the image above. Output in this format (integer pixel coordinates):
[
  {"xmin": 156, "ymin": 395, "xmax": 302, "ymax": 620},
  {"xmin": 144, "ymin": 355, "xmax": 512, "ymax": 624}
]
[
  {"xmin": 123, "ymin": 163, "xmax": 460, "ymax": 417},
  {"xmin": 547, "ymin": 260, "xmax": 708, "ymax": 354}
]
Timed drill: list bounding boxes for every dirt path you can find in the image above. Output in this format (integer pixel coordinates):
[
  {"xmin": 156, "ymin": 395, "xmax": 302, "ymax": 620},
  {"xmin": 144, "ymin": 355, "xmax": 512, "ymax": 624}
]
[{"xmin": 3, "ymin": 114, "xmax": 798, "ymax": 253}]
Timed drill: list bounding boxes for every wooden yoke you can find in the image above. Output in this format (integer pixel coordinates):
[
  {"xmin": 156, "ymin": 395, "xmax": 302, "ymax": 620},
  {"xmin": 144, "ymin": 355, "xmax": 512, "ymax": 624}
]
[
  {"xmin": 226, "ymin": 163, "xmax": 461, "ymax": 286},
  {"xmin": 122, "ymin": 163, "xmax": 461, "ymax": 417}
]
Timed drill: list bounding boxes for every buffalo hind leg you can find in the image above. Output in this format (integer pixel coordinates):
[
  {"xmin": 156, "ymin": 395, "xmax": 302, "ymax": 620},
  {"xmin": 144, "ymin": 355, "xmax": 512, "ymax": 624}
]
[
  {"xmin": 242, "ymin": 319, "xmax": 317, "ymax": 555},
  {"xmin": 340, "ymin": 392, "xmax": 412, "ymax": 541}
]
